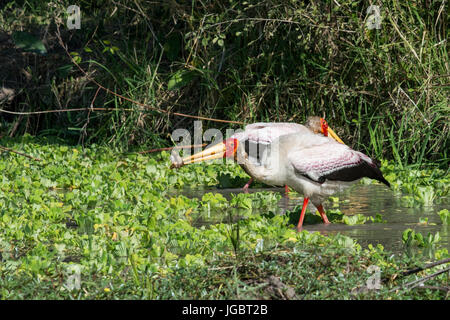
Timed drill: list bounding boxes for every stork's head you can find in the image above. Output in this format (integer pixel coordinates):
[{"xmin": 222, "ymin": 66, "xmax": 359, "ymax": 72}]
[
  {"xmin": 224, "ymin": 138, "xmax": 239, "ymax": 158},
  {"xmin": 306, "ymin": 116, "xmax": 345, "ymax": 144}
]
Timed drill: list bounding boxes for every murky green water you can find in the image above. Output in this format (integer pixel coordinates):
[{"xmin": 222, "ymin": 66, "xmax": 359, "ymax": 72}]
[{"xmin": 172, "ymin": 184, "xmax": 449, "ymax": 253}]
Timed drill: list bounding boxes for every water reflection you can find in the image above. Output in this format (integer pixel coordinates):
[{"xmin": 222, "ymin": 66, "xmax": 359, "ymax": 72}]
[{"xmin": 170, "ymin": 184, "xmax": 449, "ymax": 253}]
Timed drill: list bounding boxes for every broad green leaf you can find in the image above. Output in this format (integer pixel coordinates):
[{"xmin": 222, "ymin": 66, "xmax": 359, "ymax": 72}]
[
  {"xmin": 167, "ymin": 70, "xmax": 197, "ymax": 91},
  {"xmin": 12, "ymin": 31, "xmax": 47, "ymax": 55}
]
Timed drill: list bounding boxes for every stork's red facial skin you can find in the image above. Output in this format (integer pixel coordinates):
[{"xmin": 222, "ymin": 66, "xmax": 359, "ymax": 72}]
[
  {"xmin": 320, "ymin": 118, "xmax": 329, "ymax": 137},
  {"xmin": 224, "ymin": 138, "xmax": 238, "ymax": 158}
]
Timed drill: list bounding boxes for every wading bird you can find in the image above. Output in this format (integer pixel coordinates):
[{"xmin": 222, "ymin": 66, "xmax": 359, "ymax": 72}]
[
  {"xmin": 172, "ymin": 117, "xmax": 344, "ymax": 193},
  {"xmin": 171, "ymin": 119, "xmax": 390, "ymax": 231}
]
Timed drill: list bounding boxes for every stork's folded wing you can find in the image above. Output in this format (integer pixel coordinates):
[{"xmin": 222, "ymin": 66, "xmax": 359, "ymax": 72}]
[{"xmin": 287, "ymin": 144, "xmax": 389, "ymax": 187}]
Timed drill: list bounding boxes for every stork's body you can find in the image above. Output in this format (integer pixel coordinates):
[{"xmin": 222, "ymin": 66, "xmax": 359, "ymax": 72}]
[
  {"xmin": 231, "ymin": 122, "xmax": 313, "ymax": 192},
  {"xmin": 171, "ymin": 117, "xmax": 389, "ymax": 231},
  {"xmin": 234, "ymin": 132, "xmax": 390, "ymax": 230},
  {"xmin": 228, "ymin": 118, "xmax": 344, "ymax": 192}
]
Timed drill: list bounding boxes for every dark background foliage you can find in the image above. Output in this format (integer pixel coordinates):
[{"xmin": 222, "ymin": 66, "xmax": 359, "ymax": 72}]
[{"xmin": 0, "ymin": 0, "xmax": 448, "ymax": 167}]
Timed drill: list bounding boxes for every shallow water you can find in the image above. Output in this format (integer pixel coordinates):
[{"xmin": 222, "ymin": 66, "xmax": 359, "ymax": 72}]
[{"xmin": 171, "ymin": 184, "xmax": 449, "ymax": 254}]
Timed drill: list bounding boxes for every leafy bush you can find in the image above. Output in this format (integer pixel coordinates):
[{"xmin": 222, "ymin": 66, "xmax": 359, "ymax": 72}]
[{"xmin": 0, "ymin": 1, "xmax": 448, "ymax": 168}]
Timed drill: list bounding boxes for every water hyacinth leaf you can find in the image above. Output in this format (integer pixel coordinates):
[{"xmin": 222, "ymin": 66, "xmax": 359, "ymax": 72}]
[
  {"xmin": 201, "ymin": 192, "xmax": 227, "ymax": 208},
  {"xmin": 402, "ymin": 229, "xmax": 441, "ymax": 248},
  {"xmin": 437, "ymin": 209, "xmax": 449, "ymax": 225},
  {"xmin": 230, "ymin": 193, "xmax": 252, "ymax": 209},
  {"xmin": 335, "ymin": 235, "xmax": 356, "ymax": 249},
  {"xmin": 0, "ymin": 134, "xmax": 449, "ymax": 299},
  {"xmin": 416, "ymin": 186, "xmax": 435, "ymax": 206},
  {"xmin": 426, "ymin": 232, "xmax": 440, "ymax": 246},
  {"xmin": 371, "ymin": 213, "xmax": 386, "ymax": 223},
  {"xmin": 415, "ymin": 232, "xmax": 424, "ymax": 245},
  {"xmin": 325, "ymin": 209, "xmax": 344, "ymax": 222},
  {"xmin": 342, "ymin": 214, "xmax": 367, "ymax": 225},
  {"xmin": 402, "ymin": 228, "xmax": 414, "ymax": 245}
]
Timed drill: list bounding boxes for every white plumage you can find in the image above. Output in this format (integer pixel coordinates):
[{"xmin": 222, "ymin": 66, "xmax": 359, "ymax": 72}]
[
  {"xmin": 172, "ymin": 117, "xmax": 389, "ymax": 231},
  {"xmin": 234, "ymin": 131, "xmax": 390, "ymax": 230},
  {"xmin": 228, "ymin": 117, "xmax": 343, "ymax": 191}
]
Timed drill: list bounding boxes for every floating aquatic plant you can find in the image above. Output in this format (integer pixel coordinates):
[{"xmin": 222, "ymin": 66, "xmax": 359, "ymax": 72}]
[
  {"xmin": 402, "ymin": 229, "xmax": 441, "ymax": 248},
  {"xmin": 437, "ymin": 209, "xmax": 449, "ymax": 225},
  {"xmin": 0, "ymin": 135, "xmax": 448, "ymax": 299}
]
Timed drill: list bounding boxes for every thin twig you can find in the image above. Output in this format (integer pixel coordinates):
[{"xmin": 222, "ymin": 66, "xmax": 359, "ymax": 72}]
[
  {"xmin": 389, "ymin": 266, "xmax": 450, "ymax": 292},
  {"xmin": 137, "ymin": 143, "xmax": 207, "ymax": 154},
  {"xmin": 412, "ymin": 285, "xmax": 449, "ymax": 293},
  {"xmin": 401, "ymin": 258, "xmax": 450, "ymax": 277},
  {"xmin": 0, "ymin": 145, "xmax": 42, "ymax": 161},
  {"xmin": 0, "ymin": 107, "xmax": 126, "ymax": 115}
]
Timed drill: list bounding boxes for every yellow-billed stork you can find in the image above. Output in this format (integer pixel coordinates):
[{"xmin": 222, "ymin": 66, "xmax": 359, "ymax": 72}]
[
  {"xmin": 172, "ymin": 117, "xmax": 344, "ymax": 193},
  {"xmin": 171, "ymin": 118, "xmax": 390, "ymax": 231}
]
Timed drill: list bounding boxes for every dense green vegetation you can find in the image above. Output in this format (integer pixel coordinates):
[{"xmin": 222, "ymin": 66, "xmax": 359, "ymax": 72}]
[
  {"xmin": 0, "ymin": 1, "xmax": 448, "ymax": 300},
  {"xmin": 0, "ymin": 136, "xmax": 448, "ymax": 299},
  {"xmin": 0, "ymin": 0, "xmax": 448, "ymax": 167}
]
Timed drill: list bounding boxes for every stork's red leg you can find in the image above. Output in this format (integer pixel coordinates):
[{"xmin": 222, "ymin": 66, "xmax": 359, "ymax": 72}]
[
  {"xmin": 242, "ymin": 178, "xmax": 253, "ymax": 193},
  {"xmin": 317, "ymin": 204, "xmax": 330, "ymax": 224},
  {"xmin": 285, "ymin": 185, "xmax": 289, "ymax": 194},
  {"xmin": 296, "ymin": 197, "xmax": 309, "ymax": 232}
]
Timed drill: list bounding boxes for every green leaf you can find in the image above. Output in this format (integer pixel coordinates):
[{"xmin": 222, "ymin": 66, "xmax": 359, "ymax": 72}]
[
  {"xmin": 402, "ymin": 229, "xmax": 413, "ymax": 243},
  {"xmin": 167, "ymin": 70, "xmax": 197, "ymax": 91},
  {"xmin": 12, "ymin": 31, "xmax": 47, "ymax": 55},
  {"xmin": 342, "ymin": 214, "xmax": 367, "ymax": 225},
  {"xmin": 438, "ymin": 209, "xmax": 449, "ymax": 225}
]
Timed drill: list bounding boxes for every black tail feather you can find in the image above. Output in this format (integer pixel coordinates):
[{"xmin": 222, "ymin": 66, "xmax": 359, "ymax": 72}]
[{"xmin": 322, "ymin": 159, "xmax": 391, "ymax": 188}]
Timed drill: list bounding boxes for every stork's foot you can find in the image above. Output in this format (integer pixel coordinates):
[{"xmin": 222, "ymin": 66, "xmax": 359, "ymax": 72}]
[{"xmin": 317, "ymin": 204, "xmax": 330, "ymax": 224}]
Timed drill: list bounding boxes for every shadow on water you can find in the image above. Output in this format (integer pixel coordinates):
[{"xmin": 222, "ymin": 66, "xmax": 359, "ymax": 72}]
[{"xmin": 170, "ymin": 184, "xmax": 449, "ymax": 254}]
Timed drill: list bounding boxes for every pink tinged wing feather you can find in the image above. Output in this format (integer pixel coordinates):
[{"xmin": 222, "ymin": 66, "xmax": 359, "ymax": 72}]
[{"xmin": 287, "ymin": 143, "xmax": 371, "ymax": 181}]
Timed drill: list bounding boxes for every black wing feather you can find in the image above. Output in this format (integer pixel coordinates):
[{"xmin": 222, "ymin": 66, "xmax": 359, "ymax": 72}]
[{"xmin": 322, "ymin": 160, "xmax": 390, "ymax": 187}]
